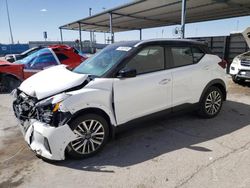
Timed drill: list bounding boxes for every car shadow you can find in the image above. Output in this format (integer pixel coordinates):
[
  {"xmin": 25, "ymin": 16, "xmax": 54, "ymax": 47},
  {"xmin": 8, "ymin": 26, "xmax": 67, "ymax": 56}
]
[{"xmin": 53, "ymin": 100, "xmax": 250, "ymax": 172}]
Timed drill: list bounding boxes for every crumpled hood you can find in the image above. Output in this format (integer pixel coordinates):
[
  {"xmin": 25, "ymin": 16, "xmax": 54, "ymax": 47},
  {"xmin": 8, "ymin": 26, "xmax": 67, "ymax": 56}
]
[{"xmin": 19, "ymin": 65, "xmax": 88, "ymax": 100}]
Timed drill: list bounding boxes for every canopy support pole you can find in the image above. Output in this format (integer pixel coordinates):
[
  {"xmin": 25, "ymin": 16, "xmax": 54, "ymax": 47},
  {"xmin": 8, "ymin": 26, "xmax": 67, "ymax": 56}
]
[
  {"xmin": 60, "ymin": 28, "xmax": 63, "ymax": 44},
  {"xmin": 109, "ymin": 13, "xmax": 114, "ymax": 43},
  {"xmin": 139, "ymin": 29, "xmax": 142, "ymax": 40},
  {"xmin": 89, "ymin": 8, "xmax": 92, "ymax": 52},
  {"xmin": 78, "ymin": 22, "xmax": 83, "ymax": 52},
  {"xmin": 6, "ymin": 0, "xmax": 14, "ymax": 44},
  {"xmin": 181, "ymin": 0, "xmax": 187, "ymax": 39}
]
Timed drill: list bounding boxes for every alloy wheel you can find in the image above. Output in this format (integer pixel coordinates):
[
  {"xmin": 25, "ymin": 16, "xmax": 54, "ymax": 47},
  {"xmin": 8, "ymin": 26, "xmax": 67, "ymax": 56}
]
[
  {"xmin": 205, "ymin": 90, "xmax": 222, "ymax": 115},
  {"xmin": 70, "ymin": 119, "xmax": 105, "ymax": 154}
]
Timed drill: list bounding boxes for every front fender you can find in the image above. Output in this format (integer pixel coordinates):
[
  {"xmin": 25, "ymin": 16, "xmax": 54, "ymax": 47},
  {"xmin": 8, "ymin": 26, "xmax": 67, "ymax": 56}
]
[{"xmin": 60, "ymin": 88, "xmax": 117, "ymax": 126}]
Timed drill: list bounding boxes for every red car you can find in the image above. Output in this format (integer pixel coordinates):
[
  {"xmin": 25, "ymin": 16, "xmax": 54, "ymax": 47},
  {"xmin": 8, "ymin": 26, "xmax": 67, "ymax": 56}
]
[{"xmin": 0, "ymin": 45, "xmax": 86, "ymax": 92}]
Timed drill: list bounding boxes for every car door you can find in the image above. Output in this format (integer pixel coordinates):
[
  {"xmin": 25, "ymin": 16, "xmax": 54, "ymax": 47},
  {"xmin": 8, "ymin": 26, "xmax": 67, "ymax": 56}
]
[
  {"xmin": 113, "ymin": 46, "xmax": 172, "ymax": 125},
  {"xmin": 170, "ymin": 46, "xmax": 206, "ymax": 107}
]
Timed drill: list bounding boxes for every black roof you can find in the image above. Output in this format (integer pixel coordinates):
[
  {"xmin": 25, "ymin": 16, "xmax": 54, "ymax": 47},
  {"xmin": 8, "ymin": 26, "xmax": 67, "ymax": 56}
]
[{"xmin": 110, "ymin": 39, "xmax": 207, "ymax": 48}]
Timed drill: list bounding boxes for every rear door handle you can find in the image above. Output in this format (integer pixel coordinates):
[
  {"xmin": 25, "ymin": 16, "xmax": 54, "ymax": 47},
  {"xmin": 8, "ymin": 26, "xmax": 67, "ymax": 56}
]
[{"xmin": 159, "ymin": 78, "xmax": 171, "ymax": 85}]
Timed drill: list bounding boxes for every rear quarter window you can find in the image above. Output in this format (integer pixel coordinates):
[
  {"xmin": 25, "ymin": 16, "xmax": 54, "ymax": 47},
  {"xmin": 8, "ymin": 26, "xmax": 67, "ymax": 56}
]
[{"xmin": 192, "ymin": 47, "xmax": 205, "ymax": 63}]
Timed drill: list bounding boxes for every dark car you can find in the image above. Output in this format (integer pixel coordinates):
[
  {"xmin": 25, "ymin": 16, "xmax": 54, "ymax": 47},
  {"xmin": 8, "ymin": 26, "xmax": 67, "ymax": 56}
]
[{"xmin": 5, "ymin": 46, "xmax": 44, "ymax": 62}]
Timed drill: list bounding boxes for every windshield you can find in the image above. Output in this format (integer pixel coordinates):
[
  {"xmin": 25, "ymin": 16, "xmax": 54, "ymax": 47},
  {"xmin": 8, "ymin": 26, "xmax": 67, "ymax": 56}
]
[
  {"xmin": 15, "ymin": 48, "xmax": 52, "ymax": 65},
  {"xmin": 73, "ymin": 45, "xmax": 131, "ymax": 76}
]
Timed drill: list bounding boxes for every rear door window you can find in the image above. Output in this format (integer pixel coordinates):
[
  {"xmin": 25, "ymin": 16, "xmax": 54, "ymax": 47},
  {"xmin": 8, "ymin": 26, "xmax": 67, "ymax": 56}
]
[{"xmin": 171, "ymin": 47, "xmax": 193, "ymax": 67}]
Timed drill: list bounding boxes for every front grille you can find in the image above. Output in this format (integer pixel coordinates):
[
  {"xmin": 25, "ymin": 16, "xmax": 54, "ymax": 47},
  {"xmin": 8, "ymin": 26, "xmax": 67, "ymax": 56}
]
[{"xmin": 241, "ymin": 60, "xmax": 250, "ymax": 67}]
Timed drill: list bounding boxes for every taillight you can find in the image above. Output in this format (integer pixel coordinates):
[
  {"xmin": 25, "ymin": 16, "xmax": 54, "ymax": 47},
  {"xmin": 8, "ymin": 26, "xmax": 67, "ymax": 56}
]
[{"xmin": 218, "ymin": 59, "xmax": 227, "ymax": 69}]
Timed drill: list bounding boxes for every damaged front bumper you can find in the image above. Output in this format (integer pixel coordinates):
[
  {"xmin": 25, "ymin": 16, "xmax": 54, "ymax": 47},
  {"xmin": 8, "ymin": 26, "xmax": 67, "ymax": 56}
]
[
  {"xmin": 12, "ymin": 89, "xmax": 78, "ymax": 160},
  {"xmin": 19, "ymin": 119, "xmax": 77, "ymax": 160}
]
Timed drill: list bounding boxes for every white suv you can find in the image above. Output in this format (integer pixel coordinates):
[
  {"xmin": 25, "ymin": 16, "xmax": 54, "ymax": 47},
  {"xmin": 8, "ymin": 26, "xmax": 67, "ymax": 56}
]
[
  {"xmin": 13, "ymin": 39, "xmax": 228, "ymax": 160},
  {"xmin": 230, "ymin": 27, "xmax": 250, "ymax": 83},
  {"xmin": 230, "ymin": 51, "xmax": 250, "ymax": 83}
]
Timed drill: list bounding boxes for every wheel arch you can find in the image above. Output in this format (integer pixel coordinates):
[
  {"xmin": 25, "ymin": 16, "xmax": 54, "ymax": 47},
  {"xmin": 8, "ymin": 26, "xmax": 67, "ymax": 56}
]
[
  {"xmin": 67, "ymin": 107, "xmax": 115, "ymax": 138},
  {"xmin": 0, "ymin": 73, "xmax": 22, "ymax": 92},
  {"xmin": 0, "ymin": 72, "xmax": 22, "ymax": 82},
  {"xmin": 199, "ymin": 79, "xmax": 227, "ymax": 102}
]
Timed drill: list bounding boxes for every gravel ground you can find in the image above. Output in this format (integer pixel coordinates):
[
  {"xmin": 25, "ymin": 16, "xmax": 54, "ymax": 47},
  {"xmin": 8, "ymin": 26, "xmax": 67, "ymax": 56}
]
[{"xmin": 0, "ymin": 78, "xmax": 250, "ymax": 188}]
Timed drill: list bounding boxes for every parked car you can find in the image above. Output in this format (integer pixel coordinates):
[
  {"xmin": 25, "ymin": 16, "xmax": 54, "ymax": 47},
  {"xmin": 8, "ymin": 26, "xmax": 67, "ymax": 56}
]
[
  {"xmin": 230, "ymin": 27, "xmax": 250, "ymax": 83},
  {"xmin": 5, "ymin": 46, "xmax": 44, "ymax": 63},
  {"xmin": 13, "ymin": 39, "xmax": 227, "ymax": 160},
  {"xmin": 0, "ymin": 45, "xmax": 86, "ymax": 92}
]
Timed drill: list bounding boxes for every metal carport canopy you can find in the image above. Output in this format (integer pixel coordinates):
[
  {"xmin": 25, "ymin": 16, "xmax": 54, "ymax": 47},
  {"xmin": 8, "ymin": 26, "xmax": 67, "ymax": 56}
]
[{"xmin": 60, "ymin": 0, "xmax": 250, "ymax": 33}]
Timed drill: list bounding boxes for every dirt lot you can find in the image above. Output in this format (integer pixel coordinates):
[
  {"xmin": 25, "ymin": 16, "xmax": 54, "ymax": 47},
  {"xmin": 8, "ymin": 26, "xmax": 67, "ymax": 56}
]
[{"xmin": 0, "ymin": 78, "xmax": 250, "ymax": 188}]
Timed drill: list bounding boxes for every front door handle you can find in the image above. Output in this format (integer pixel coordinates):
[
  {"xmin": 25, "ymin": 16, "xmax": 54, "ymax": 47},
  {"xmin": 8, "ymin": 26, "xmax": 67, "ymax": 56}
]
[{"xmin": 159, "ymin": 78, "xmax": 171, "ymax": 85}]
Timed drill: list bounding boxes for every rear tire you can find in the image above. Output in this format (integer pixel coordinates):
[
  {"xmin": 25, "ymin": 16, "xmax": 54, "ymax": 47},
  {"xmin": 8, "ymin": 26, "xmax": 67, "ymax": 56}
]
[
  {"xmin": 66, "ymin": 113, "xmax": 109, "ymax": 159},
  {"xmin": 198, "ymin": 86, "xmax": 223, "ymax": 118}
]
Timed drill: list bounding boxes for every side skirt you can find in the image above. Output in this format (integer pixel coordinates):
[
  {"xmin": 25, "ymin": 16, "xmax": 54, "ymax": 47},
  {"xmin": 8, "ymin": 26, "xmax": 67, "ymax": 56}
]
[{"xmin": 113, "ymin": 103, "xmax": 199, "ymax": 136}]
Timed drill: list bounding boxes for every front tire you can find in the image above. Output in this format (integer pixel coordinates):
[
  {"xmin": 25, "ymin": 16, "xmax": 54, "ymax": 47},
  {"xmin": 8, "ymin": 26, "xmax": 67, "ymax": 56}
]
[
  {"xmin": 66, "ymin": 113, "xmax": 109, "ymax": 159},
  {"xmin": 198, "ymin": 86, "xmax": 223, "ymax": 118}
]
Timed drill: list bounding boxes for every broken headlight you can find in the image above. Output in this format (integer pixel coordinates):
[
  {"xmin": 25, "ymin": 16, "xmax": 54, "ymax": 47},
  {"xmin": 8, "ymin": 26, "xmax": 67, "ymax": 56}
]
[
  {"xmin": 35, "ymin": 94, "xmax": 72, "ymax": 127},
  {"xmin": 36, "ymin": 98, "xmax": 55, "ymax": 124}
]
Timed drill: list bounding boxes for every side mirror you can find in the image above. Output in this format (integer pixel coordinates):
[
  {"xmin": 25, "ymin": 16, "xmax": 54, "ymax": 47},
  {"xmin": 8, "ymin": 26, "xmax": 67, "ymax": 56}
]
[{"xmin": 117, "ymin": 68, "xmax": 137, "ymax": 78}]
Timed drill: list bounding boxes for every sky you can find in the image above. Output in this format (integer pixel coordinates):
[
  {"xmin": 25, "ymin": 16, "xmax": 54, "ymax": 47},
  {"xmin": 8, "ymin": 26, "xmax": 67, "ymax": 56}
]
[{"xmin": 0, "ymin": 0, "xmax": 250, "ymax": 44}]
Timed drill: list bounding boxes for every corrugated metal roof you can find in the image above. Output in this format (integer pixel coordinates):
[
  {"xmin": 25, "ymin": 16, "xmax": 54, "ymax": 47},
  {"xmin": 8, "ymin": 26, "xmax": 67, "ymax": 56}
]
[{"xmin": 60, "ymin": 0, "xmax": 250, "ymax": 33}]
